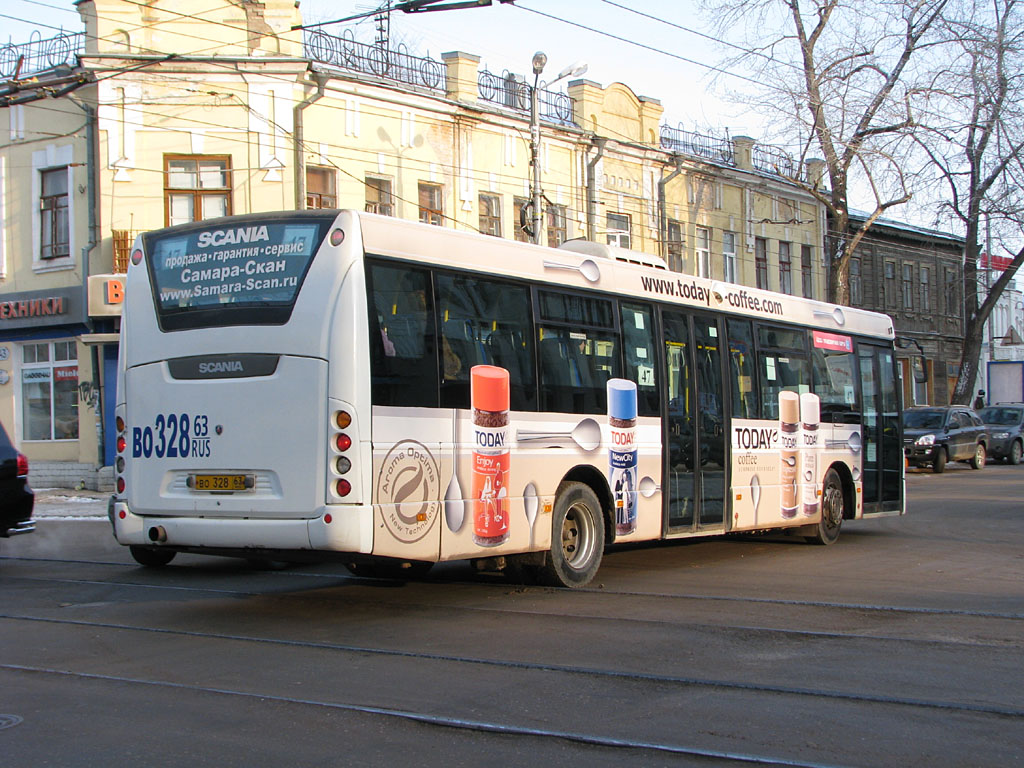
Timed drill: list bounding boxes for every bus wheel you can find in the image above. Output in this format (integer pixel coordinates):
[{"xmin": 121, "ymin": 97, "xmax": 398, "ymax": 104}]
[
  {"xmin": 538, "ymin": 482, "xmax": 605, "ymax": 588},
  {"xmin": 129, "ymin": 545, "xmax": 176, "ymax": 567},
  {"xmin": 806, "ymin": 468, "xmax": 843, "ymax": 546}
]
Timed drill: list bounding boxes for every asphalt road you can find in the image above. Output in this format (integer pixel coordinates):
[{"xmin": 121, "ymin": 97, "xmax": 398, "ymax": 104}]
[{"xmin": 2, "ymin": 462, "xmax": 1023, "ymax": 767}]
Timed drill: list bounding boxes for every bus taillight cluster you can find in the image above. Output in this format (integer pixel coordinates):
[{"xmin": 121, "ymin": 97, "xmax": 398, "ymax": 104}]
[
  {"xmin": 115, "ymin": 414, "xmax": 127, "ymax": 496},
  {"xmin": 332, "ymin": 409, "xmax": 353, "ymax": 498}
]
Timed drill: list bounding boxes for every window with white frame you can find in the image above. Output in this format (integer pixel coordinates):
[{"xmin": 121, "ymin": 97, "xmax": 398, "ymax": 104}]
[
  {"xmin": 695, "ymin": 227, "xmax": 711, "ymax": 278},
  {"xmin": 667, "ymin": 219, "xmax": 684, "ymax": 273},
  {"xmin": 21, "ymin": 340, "xmax": 78, "ymax": 441},
  {"xmin": 779, "ymin": 241, "xmax": 793, "ymax": 294},
  {"xmin": 479, "ymin": 193, "xmax": 502, "ymax": 237},
  {"xmin": 606, "ymin": 212, "xmax": 631, "ymax": 249},
  {"xmin": 40, "ymin": 167, "xmax": 70, "ymax": 260},
  {"xmin": 722, "ymin": 231, "xmax": 737, "ymax": 283}
]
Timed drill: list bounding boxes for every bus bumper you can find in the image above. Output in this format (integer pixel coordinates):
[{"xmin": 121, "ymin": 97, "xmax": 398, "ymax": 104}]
[{"xmin": 110, "ymin": 501, "xmax": 373, "ymax": 555}]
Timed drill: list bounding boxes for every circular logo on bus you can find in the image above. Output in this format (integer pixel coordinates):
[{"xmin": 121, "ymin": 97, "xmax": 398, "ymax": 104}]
[{"xmin": 375, "ymin": 440, "xmax": 440, "ymax": 543}]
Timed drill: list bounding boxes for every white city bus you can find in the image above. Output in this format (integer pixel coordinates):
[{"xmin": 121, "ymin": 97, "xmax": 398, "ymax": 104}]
[{"xmin": 110, "ymin": 210, "xmax": 903, "ymax": 587}]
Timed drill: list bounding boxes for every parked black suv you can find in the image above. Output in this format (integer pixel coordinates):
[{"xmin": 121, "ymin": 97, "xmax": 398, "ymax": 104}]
[
  {"xmin": 978, "ymin": 404, "xmax": 1024, "ymax": 464},
  {"xmin": 902, "ymin": 406, "xmax": 989, "ymax": 473},
  {"xmin": 1, "ymin": 421, "xmax": 35, "ymax": 537}
]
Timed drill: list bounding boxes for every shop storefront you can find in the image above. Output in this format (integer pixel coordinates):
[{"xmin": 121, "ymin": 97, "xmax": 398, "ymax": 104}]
[{"xmin": 0, "ymin": 279, "xmax": 122, "ymax": 490}]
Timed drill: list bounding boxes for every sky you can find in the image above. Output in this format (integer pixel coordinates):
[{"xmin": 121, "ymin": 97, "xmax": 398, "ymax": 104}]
[{"xmin": 0, "ymin": 0, "xmax": 762, "ymax": 139}]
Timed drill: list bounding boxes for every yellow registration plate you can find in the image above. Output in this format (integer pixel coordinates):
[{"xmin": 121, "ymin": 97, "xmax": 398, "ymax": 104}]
[{"xmin": 193, "ymin": 474, "xmax": 249, "ymax": 492}]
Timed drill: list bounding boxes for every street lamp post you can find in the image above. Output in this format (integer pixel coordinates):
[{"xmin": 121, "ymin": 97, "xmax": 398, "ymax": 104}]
[{"xmin": 529, "ymin": 52, "xmax": 586, "ymax": 245}]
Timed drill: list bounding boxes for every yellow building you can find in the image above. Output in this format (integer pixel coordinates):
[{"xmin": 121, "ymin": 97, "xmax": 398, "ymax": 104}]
[{"xmin": 0, "ymin": 0, "xmax": 825, "ymax": 487}]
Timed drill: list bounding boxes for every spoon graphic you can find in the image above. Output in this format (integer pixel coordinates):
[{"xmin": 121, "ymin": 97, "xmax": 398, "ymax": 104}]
[
  {"xmin": 542, "ymin": 258, "xmax": 601, "ymax": 283},
  {"xmin": 750, "ymin": 474, "xmax": 761, "ymax": 519},
  {"xmin": 826, "ymin": 431, "xmax": 862, "ymax": 454},
  {"xmin": 813, "ymin": 306, "xmax": 846, "ymax": 326},
  {"xmin": 523, "ymin": 482, "xmax": 538, "ymax": 548},
  {"xmin": 517, "ymin": 417, "xmax": 602, "ymax": 452},
  {"xmin": 638, "ymin": 476, "xmax": 661, "ymax": 498},
  {"xmin": 444, "ymin": 471, "xmax": 464, "ymax": 532}
]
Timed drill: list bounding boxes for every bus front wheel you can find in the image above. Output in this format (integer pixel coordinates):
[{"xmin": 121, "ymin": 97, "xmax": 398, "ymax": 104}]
[
  {"xmin": 538, "ymin": 481, "xmax": 605, "ymax": 588},
  {"xmin": 806, "ymin": 468, "xmax": 844, "ymax": 546},
  {"xmin": 129, "ymin": 545, "xmax": 176, "ymax": 567}
]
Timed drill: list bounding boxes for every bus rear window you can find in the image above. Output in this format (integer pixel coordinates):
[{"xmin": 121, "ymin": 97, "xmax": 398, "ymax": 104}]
[{"xmin": 143, "ymin": 214, "xmax": 334, "ymax": 330}]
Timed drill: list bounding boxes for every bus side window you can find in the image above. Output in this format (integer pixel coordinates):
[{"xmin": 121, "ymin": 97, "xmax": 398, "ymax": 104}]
[
  {"xmin": 367, "ymin": 262, "xmax": 439, "ymax": 408},
  {"xmin": 811, "ymin": 345, "xmax": 858, "ymax": 422},
  {"xmin": 620, "ymin": 302, "xmax": 659, "ymax": 417},
  {"xmin": 436, "ymin": 274, "xmax": 536, "ymax": 411},
  {"xmin": 757, "ymin": 324, "xmax": 809, "ymax": 420},
  {"xmin": 726, "ymin": 319, "xmax": 757, "ymax": 419},
  {"xmin": 537, "ymin": 290, "xmax": 618, "ymax": 414}
]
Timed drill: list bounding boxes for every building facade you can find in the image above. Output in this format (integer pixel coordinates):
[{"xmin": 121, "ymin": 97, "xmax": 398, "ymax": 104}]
[
  {"xmin": 0, "ymin": 0, "xmax": 827, "ymax": 487},
  {"xmin": 842, "ymin": 212, "xmax": 966, "ymax": 406}
]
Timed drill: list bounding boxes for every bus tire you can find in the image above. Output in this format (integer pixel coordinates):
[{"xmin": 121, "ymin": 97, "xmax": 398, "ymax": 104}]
[
  {"xmin": 932, "ymin": 448, "xmax": 947, "ymax": 474},
  {"xmin": 538, "ymin": 481, "xmax": 605, "ymax": 588},
  {"xmin": 806, "ymin": 468, "xmax": 843, "ymax": 546},
  {"xmin": 130, "ymin": 545, "xmax": 176, "ymax": 567}
]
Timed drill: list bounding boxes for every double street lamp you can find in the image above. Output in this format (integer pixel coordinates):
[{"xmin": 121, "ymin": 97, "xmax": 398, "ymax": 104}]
[{"xmin": 529, "ymin": 52, "xmax": 587, "ymax": 244}]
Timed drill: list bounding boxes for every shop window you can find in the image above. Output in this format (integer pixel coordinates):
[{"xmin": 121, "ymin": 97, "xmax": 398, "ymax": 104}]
[{"xmin": 21, "ymin": 340, "xmax": 78, "ymax": 441}]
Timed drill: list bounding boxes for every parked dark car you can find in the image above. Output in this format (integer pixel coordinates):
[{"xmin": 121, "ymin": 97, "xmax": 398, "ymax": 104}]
[
  {"xmin": 902, "ymin": 405, "xmax": 989, "ymax": 473},
  {"xmin": 1, "ymin": 421, "xmax": 35, "ymax": 537},
  {"xmin": 978, "ymin": 404, "xmax": 1024, "ymax": 464}
]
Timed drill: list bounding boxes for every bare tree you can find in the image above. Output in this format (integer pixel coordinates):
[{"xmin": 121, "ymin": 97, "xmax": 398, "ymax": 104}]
[
  {"xmin": 704, "ymin": 0, "xmax": 949, "ymax": 304},
  {"xmin": 912, "ymin": 0, "xmax": 1024, "ymax": 403}
]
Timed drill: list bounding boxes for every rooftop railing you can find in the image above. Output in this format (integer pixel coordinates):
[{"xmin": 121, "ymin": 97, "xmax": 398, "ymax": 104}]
[
  {"xmin": 304, "ymin": 29, "xmax": 444, "ymax": 93},
  {"xmin": 659, "ymin": 124, "xmax": 736, "ymax": 166},
  {"xmin": 0, "ymin": 31, "xmax": 83, "ymax": 80},
  {"xmin": 478, "ymin": 69, "xmax": 576, "ymax": 126}
]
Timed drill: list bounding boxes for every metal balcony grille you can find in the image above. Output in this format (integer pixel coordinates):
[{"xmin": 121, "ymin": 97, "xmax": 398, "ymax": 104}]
[
  {"xmin": 0, "ymin": 31, "xmax": 83, "ymax": 80},
  {"xmin": 304, "ymin": 29, "xmax": 444, "ymax": 92}
]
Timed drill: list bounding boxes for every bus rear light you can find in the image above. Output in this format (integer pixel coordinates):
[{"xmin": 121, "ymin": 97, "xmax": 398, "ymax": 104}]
[
  {"xmin": 116, "ymin": 457, "xmax": 125, "ymax": 473},
  {"xmin": 336, "ymin": 479, "xmax": 351, "ymax": 497},
  {"xmin": 336, "ymin": 456, "xmax": 351, "ymax": 474},
  {"xmin": 336, "ymin": 434, "xmax": 352, "ymax": 452},
  {"xmin": 131, "ymin": 249, "xmax": 143, "ymax": 266},
  {"xmin": 335, "ymin": 410, "xmax": 352, "ymax": 429},
  {"xmin": 119, "ymin": 509, "xmax": 126, "ymax": 520},
  {"xmin": 117, "ymin": 436, "xmax": 127, "ymax": 453},
  {"xmin": 329, "ymin": 228, "xmax": 345, "ymax": 246},
  {"xmin": 324, "ymin": 513, "xmax": 333, "ymax": 524},
  {"xmin": 117, "ymin": 477, "xmax": 126, "ymax": 494},
  {"xmin": 116, "ymin": 416, "xmax": 125, "ymax": 432}
]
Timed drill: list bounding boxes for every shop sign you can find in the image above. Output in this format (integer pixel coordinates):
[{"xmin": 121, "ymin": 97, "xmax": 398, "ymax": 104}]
[
  {"xmin": 88, "ymin": 275, "xmax": 126, "ymax": 317},
  {"xmin": 0, "ymin": 288, "xmax": 82, "ymax": 331}
]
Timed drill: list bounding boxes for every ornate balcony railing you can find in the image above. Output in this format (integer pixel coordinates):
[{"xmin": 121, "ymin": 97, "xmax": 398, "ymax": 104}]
[
  {"xmin": 478, "ymin": 69, "xmax": 576, "ymax": 126},
  {"xmin": 304, "ymin": 29, "xmax": 444, "ymax": 92},
  {"xmin": 752, "ymin": 142, "xmax": 799, "ymax": 180},
  {"xmin": 659, "ymin": 124, "xmax": 736, "ymax": 166},
  {"xmin": 0, "ymin": 31, "xmax": 83, "ymax": 81}
]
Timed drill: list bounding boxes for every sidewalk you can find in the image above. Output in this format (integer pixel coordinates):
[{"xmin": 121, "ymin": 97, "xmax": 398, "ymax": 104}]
[{"xmin": 32, "ymin": 488, "xmax": 110, "ymax": 520}]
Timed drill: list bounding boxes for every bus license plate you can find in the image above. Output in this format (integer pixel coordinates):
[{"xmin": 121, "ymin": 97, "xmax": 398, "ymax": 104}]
[{"xmin": 193, "ymin": 474, "xmax": 249, "ymax": 492}]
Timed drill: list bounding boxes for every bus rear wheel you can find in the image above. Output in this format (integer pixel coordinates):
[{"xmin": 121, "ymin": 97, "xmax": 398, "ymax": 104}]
[
  {"xmin": 538, "ymin": 482, "xmax": 605, "ymax": 588},
  {"xmin": 806, "ymin": 468, "xmax": 844, "ymax": 546},
  {"xmin": 130, "ymin": 545, "xmax": 176, "ymax": 567}
]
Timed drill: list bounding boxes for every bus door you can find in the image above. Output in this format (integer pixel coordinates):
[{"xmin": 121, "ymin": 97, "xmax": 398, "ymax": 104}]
[
  {"xmin": 662, "ymin": 310, "xmax": 728, "ymax": 534},
  {"xmin": 857, "ymin": 343, "xmax": 903, "ymax": 513}
]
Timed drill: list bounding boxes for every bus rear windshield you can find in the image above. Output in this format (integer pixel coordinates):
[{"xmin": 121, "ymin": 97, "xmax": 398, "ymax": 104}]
[{"xmin": 143, "ymin": 214, "xmax": 335, "ymax": 330}]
